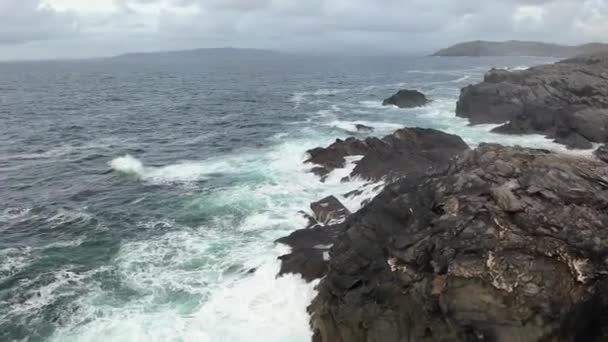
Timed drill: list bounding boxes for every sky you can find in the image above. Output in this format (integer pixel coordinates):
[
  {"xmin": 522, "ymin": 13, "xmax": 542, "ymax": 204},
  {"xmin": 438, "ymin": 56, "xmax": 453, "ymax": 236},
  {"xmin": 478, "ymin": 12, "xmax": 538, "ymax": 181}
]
[{"xmin": 0, "ymin": 0, "xmax": 607, "ymax": 60}]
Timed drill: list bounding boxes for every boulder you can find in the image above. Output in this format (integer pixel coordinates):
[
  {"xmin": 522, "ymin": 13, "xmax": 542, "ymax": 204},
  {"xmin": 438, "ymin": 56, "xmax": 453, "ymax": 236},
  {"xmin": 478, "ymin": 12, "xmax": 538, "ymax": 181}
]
[
  {"xmin": 595, "ymin": 144, "xmax": 608, "ymax": 163},
  {"xmin": 456, "ymin": 53, "xmax": 608, "ymax": 148},
  {"xmin": 290, "ymin": 144, "xmax": 608, "ymax": 342},
  {"xmin": 305, "ymin": 127, "xmax": 470, "ymax": 182},
  {"xmin": 383, "ymin": 89, "xmax": 429, "ymax": 108},
  {"xmin": 310, "ymin": 196, "xmax": 351, "ymax": 225},
  {"xmin": 355, "ymin": 124, "xmax": 374, "ymax": 132}
]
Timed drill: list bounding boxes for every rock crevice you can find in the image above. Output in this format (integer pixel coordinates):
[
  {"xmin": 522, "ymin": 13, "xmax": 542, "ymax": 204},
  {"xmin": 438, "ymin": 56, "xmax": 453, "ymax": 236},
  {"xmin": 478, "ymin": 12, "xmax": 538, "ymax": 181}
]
[
  {"xmin": 456, "ymin": 53, "xmax": 608, "ymax": 149},
  {"xmin": 281, "ymin": 143, "xmax": 608, "ymax": 342}
]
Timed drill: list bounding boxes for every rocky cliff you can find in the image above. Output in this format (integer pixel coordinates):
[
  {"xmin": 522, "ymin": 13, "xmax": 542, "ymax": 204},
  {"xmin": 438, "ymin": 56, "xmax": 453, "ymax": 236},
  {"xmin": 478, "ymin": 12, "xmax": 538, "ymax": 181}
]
[
  {"xmin": 281, "ymin": 142, "xmax": 608, "ymax": 342},
  {"xmin": 305, "ymin": 127, "xmax": 469, "ymax": 182},
  {"xmin": 456, "ymin": 53, "xmax": 608, "ymax": 149},
  {"xmin": 276, "ymin": 51, "xmax": 608, "ymax": 342}
]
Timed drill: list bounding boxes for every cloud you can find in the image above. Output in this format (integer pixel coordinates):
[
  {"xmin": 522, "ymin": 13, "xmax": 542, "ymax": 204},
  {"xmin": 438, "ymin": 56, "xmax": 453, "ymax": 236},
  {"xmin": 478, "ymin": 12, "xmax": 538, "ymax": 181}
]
[
  {"xmin": 0, "ymin": 0, "xmax": 76, "ymax": 45},
  {"xmin": 0, "ymin": 0, "xmax": 607, "ymax": 60}
]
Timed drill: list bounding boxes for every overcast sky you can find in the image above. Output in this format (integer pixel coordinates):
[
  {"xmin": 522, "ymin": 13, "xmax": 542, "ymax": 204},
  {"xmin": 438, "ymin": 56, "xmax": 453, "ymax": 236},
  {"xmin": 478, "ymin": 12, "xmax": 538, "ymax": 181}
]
[{"xmin": 1, "ymin": 0, "xmax": 607, "ymax": 60}]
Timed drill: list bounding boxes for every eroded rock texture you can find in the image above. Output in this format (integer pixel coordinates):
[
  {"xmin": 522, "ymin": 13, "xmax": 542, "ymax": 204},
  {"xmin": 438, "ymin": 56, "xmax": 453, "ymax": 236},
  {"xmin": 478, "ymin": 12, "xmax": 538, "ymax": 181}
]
[
  {"xmin": 383, "ymin": 89, "xmax": 429, "ymax": 108},
  {"xmin": 305, "ymin": 128, "xmax": 469, "ymax": 181},
  {"xmin": 289, "ymin": 144, "xmax": 608, "ymax": 342},
  {"xmin": 456, "ymin": 53, "xmax": 608, "ymax": 149}
]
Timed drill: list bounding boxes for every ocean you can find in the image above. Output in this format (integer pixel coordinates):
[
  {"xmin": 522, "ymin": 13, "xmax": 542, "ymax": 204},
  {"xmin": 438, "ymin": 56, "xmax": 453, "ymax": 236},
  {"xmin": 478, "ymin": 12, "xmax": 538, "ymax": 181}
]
[{"xmin": 0, "ymin": 54, "xmax": 567, "ymax": 342}]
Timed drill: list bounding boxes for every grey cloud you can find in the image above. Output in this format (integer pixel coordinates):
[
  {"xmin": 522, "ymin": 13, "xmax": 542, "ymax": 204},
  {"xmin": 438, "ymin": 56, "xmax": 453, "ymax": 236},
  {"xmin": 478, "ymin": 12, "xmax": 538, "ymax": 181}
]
[
  {"xmin": 0, "ymin": 0, "xmax": 607, "ymax": 60},
  {"xmin": 0, "ymin": 0, "xmax": 76, "ymax": 44}
]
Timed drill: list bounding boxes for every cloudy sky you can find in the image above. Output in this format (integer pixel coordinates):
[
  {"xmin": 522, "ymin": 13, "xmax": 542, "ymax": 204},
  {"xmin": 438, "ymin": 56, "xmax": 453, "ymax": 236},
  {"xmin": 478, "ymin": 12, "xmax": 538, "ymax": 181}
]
[{"xmin": 1, "ymin": 0, "xmax": 607, "ymax": 60}]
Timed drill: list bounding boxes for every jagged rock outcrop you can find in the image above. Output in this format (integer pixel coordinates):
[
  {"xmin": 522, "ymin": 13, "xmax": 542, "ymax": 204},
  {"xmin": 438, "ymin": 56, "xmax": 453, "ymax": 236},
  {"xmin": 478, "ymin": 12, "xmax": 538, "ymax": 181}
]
[
  {"xmin": 456, "ymin": 53, "xmax": 608, "ymax": 149},
  {"xmin": 305, "ymin": 128, "xmax": 469, "ymax": 181},
  {"xmin": 310, "ymin": 196, "xmax": 351, "ymax": 225},
  {"xmin": 276, "ymin": 196, "xmax": 351, "ymax": 282},
  {"xmin": 355, "ymin": 124, "xmax": 374, "ymax": 132},
  {"xmin": 282, "ymin": 143, "xmax": 608, "ymax": 342},
  {"xmin": 595, "ymin": 144, "xmax": 608, "ymax": 163},
  {"xmin": 383, "ymin": 89, "xmax": 429, "ymax": 108}
]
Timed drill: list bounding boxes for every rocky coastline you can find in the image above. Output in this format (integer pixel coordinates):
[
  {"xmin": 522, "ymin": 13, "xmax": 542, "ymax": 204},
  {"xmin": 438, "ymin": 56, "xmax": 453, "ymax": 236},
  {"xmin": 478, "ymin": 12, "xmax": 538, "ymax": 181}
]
[{"xmin": 276, "ymin": 54, "xmax": 608, "ymax": 341}]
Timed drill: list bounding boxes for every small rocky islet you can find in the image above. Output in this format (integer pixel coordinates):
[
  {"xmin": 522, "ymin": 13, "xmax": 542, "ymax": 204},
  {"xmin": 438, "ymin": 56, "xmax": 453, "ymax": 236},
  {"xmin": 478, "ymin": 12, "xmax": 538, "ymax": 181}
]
[{"xmin": 277, "ymin": 53, "xmax": 608, "ymax": 341}]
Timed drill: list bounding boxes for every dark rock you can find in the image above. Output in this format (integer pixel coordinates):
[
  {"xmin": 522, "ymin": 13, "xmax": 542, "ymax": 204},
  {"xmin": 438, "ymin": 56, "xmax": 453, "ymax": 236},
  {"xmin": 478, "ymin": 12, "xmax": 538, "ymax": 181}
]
[
  {"xmin": 310, "ymin": 196, "xmax": 351, "ymax": 225},
  {"xmin": 278, "ymin": 249, "xmax": 328, "ymax": 282},
  {"xmin": 355, "ymin": 124, "xmax": 374, "ymax": 132},
  {"xmin": 457, "ymin": 53, "xmax": 608, "ymax": 148},
  {"xmin": 554, "ymin": 131, "xmax": 594, "ymax": 149},
  {"xmin": 275, "ymin": 197, "xmax": 350, "ymax": 282},
  {"xmin": 305, "ymin": 127, "xmax": 470, "ymax": 182},
  {"xmin": 595, "ymin": 144, "xmax": 608, "ymax": 163},
  {"xmin": 303, "ymin": 144, "xmax": 608, "ymax": 342},
  {"xmin": 382, "ymin": 89, "xmax": 429, "ymax": 108}
]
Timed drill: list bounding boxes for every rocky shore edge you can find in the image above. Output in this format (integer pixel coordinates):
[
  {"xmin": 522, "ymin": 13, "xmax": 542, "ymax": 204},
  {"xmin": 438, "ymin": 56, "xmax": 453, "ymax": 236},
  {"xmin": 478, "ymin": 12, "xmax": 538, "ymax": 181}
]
[{"xmin": 276, "ymin": 53, "xmax": 608, "ymax": 342}]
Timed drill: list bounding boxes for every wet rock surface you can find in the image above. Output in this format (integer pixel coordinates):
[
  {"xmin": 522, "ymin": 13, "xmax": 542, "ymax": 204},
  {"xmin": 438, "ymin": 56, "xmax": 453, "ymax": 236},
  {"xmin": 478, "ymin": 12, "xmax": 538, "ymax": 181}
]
[
  {"xmin": 276, "ymin": 196, "xmax": 350, "ymax": 282},
  {"xmin": 383, "ymin": 89, "xmax": 429, "ymax": 108},
  {"xmin": 281, "ymin": 142, "xmax": 608, "ymax": 342},
  {"xmin": 355, "ymin": 124, "xmax": 374, "ymax": 132},
  {"xmin": 305, "ymin": 127, "xmax": 469, "ymax": 182},
  {"xmin": 595, "ymin": 144, "xmax": 608, "ymax": 163},
  {"xmin": 456, "ymin": 53, "xmax": 608, "ymax": 149}
]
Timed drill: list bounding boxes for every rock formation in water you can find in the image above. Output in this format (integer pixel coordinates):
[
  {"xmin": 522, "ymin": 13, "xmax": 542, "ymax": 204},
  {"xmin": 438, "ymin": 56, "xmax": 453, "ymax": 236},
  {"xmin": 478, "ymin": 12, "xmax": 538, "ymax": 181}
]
[
  {"xmin": 432, "ymin": 40, "xmax": 608, "ymax": 57},
  {"xmin": 456, "ymin": 53, "xmax": 608, "ymax": 149},
  {"xmin": 280, "ymin": 142, "xmax": 608, "ymax": 342},
  {"xmin": 305, "ymin": 127, "xmax": 469, "ymax": 182},
  {"xmin": 383, "ymin": 89, "xmax": 429, "ymax": 108},
  {"xmin": 595, "ymin": 145, "xmax": 608, "ymax": 163},
  {"xmin": 276, "ymin": 196, "xmax": 351, "ymax": 282},
  {"xmin": 355, "ymin": 124, "xmax": 374, "ymax": 132}
]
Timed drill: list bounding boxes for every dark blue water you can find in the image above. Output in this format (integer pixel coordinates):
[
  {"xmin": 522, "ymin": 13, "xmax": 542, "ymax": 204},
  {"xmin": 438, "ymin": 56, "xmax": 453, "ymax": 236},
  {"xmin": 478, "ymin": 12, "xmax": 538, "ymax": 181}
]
[{"xmin": 0, "ymin": 55, "xmax": 556, "ymax": 342}]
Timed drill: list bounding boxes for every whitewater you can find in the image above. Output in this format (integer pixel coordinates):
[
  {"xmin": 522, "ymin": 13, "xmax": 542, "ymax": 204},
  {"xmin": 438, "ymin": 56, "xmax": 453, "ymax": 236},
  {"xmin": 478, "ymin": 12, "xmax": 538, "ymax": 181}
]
[{"xmin": 0, "ymin": 55, "xmax": 583, "ymax": 342}]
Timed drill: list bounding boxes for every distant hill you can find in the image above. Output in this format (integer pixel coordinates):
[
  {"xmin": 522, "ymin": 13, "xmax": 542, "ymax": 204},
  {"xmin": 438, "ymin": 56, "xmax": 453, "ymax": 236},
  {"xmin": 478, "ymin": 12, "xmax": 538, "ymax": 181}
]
[
  {"xmin": 112, "ymin": 47, "xmax": 282, "ymax": 60},
  {"xmin": 432, "ymin": 41, "xmax": 608, "ymax": 57}
]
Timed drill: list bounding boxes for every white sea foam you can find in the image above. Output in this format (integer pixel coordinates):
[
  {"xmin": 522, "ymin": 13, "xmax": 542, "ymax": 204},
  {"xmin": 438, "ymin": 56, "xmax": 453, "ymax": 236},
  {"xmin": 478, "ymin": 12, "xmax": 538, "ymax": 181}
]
[
  {"xmin": 109, "ymin": 155, "xmax": 232, "ymax": 185},
  {"xmin": 408, "ymin": 97, "xmax": 595, "ymax": 153},
  {"xmin": 289, "ymin": 89, "xmax": 349, "ymax": 108},
  {"xmin": 0, "ymin": 247, "xmax": 33, "ymax": 282},
  {"xmin": 1, "ymin": 268, "xmax": 105, "ymax": 322},
  {"xmin": 452, "ymin": 75, "xmax": 471, "ymax": 83},
  {"xmin": 328, "ymin": 120, "xmax": 362, "ymax": 133},
  {"xmin": 51, "ymin": 131, "xmax": 386, "ymax": 342},
  {"xmin": 290, "ymin": 92, "xmax": 306, "ymax": 108},
  {"xmin": 47, "ymin": 208, "xmax": 93, "ymax": 227},
  {"xmin": 327, "ymin": 120, "xmax": 403, "ymax": 134},
  {"xmin": 359, "ymin": 100, "xmax": 386, "ymax": 109},
  {"xmin": 0, "ymin": 207, "xmax": 31, "ymax": 222},
  {"xmin": 109, "ymin": 155, "xmax": 145, "ymax": 175},
  {"xmin": 505, "ymin": 65, "xmax": 530, "ymax": 71}
]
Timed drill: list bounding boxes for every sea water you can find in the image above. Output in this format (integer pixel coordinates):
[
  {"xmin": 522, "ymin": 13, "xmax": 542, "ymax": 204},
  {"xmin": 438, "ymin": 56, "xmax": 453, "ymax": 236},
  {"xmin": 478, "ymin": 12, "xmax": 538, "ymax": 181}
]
[{"xmin": 0, "ymin": 55, "xmax": 573, "ymax": 342}]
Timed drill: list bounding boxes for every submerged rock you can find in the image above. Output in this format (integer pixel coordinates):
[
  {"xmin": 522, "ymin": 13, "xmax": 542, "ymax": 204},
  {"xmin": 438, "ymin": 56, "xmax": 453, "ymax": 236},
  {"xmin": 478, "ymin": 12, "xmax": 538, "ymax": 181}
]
[
  {"xmin": 456, "ymin": 53, "xmax": 608, "ymax": 149},
  {"xmin": 595, "ymin": 144, "xmax": 608, "ymax": 163},
  {"xmin": 290, "ymin": 143, "xmax": 608, "ymax": 342},
  {"xmin": 305, "ymin": 127, "xmax": 469, "ymax": 181},
  {"xmin": 355, "ymin": 124, "xmax": 374, "ymax": 132},
  {"xmin": 383, "ymin": 89, "xmax": 429, "ymax": 108}
]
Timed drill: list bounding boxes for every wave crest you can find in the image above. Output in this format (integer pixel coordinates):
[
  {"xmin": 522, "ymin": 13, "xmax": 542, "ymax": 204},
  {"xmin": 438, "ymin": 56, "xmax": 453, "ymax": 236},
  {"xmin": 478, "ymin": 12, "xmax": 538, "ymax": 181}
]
[{"xmin": 110, "ymin": 155, "xmax": 145, "ymax": 176}]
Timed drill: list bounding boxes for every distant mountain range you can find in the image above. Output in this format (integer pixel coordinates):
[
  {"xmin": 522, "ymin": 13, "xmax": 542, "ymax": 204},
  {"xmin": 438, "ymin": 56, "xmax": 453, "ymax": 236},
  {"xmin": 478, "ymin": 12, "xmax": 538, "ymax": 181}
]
[
  {"xmin": 112, "ymin": 47, "xmax": 282, "ymax": 60},
  {"xmin": 432, "ymin": 41, "xmax": 608, "ymax": 57}
]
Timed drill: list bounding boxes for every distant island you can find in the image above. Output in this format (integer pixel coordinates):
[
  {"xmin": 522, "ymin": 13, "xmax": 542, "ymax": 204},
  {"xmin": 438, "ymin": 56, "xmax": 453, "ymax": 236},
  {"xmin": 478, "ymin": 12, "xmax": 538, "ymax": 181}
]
[
  {"xmin": 112, "ymin": 47, "xmax": 282, "ymax": 60},
  {"xmin": 432, "ymin": 40, "xmax": 608, "ymax": 57}
]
